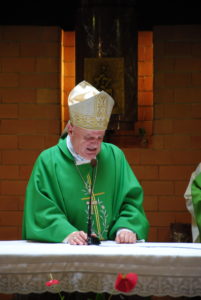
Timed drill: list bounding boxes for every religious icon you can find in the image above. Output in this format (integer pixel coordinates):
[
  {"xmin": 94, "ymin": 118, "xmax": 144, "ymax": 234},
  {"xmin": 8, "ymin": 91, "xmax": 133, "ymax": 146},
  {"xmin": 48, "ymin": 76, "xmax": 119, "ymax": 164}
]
[{"xmin": 84, "ymin": 57, "xmax": 124, "ymax": 114}]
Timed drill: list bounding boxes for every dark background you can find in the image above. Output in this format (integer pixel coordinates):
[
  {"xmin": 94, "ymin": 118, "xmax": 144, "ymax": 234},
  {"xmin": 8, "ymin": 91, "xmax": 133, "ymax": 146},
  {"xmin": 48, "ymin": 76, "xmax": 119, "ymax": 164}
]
[{"xmin": 1, "ymin": 0, "xmax": 201, "ymax": 30}]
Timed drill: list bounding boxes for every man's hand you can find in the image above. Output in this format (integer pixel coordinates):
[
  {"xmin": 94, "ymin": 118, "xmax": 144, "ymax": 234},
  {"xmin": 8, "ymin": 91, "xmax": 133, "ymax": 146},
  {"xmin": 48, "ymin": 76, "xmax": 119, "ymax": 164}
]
[
  {"xmin": 67, "ymin": 231, "xmax": 87, "ymax": 245},
  {"xmin": 115, "ymin": 230, "xmax": 137, "ymax": 244}
]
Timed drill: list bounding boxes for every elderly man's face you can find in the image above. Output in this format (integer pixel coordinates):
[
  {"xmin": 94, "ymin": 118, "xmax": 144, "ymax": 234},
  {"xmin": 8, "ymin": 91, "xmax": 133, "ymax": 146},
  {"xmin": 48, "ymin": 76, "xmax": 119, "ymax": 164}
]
[{"xmin": 68, "ymin": 124, "xmax": 105, "ymax": 160}]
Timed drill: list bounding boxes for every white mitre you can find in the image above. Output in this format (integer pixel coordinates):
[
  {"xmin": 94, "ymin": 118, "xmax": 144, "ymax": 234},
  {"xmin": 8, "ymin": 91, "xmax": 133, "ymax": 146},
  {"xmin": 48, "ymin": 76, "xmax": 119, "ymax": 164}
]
[{"xmin": 68, "ymin": 80, "xmax": 114, "ymax": 130}]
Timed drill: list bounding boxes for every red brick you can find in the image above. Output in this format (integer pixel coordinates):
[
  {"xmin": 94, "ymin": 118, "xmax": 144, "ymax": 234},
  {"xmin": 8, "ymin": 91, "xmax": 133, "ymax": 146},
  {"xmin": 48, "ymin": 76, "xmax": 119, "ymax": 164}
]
[
  {"xmin": 173, "ymin": 119, "xmax": 201, "ymax": 134},
  {"xmin": 138, "ymin": 31, "xmax": 153, "ymax": 46},
  {"xmin": 62, "ymin": 105, "xmax": 69, "ymax": 123},
  {"xmin": 142, "ymin": 181, "xmax": 174, "ymax": 195},
  {"xmin": 138, "ymin": 76, "xmax": 153, "ymax": 91},
  {"xmin": 165, "ymin": 42, "xmax": 191, "ymax": 56},
  {"xmin": 2, "ymin": 149, "xmax": 40, "ymax": 165},
  {"xmin": 0, "ymin": 120, "xmax": 19, "ymax": 134},
  {"xmin": 44, "ymin": 135, "xmax": 59, "ymax": 148},
  {"xmin": 0, "ymin": 73, "xmax": 19, "ymax": 87},
  {"xmin": 20, "ymin": 73, "xmax": 59, "ymax": 89},
  {"xmin": 0, "ymin": 226, "xmax": 19, "ymax": 241},
  {"xmin": 171, "ymin": 150, "xmax": 201, "ymax": 165},
  {"xmin": 36, "ymin": 88, "xmax": 60, "ymax": 104},
  {"xmin": 132, "ymin": 165, "xmax": 159, "ymax": 180},
  {"xmin": 19, "ymin": 103, "xmax": 60, "ymax": 119},
  {"xmin": 19, "ymin": 165, "xmax": 33, "ymax": 179},
  {"xmin": 0, "ymin": 41, "xmax": 19, "ymax": 57},
  {"xmin": 150, "ymin": 136, "xmax": 164, "ymax": 149},
  {"xmin": 155, "ymin": 57, "xmax": 175, "ymax": 72},
  {"xmin": 147, "ymin": 227, "xmax": 157, "ymax": 242},
  {"xmin": 0, "ymin": 104, "xmax": 18, "ymax": 118},
  {"xmin": 192, "ymin": 42, "xmax": 201, "ymax": 56},
  {"xmin": 138, "ymin": 61, "xmax": 153, "ymax": 76},
  {"xmin": 42, "ymin": 26, "xmax": 61, "ymax": 42},
  {"xmin": 157, "ymin": 227, "xmax": 171, "ymax": 242},
  {"xmin": 158, "ymin": 196, "xmax": 187, "ymax": 211},
  {"xmin": 2, "ymin": 26, "xmax": 60, "ymax": 42},
  {"xmin": 175, "ymin": 57, "xmax": 201, "ymax": 72},
  {"xmin": 1, "ymin": 180, "xmax": 27, "ymax": 196},
  {"xmin": 0, "ymin": 88, "xmax": 36, "ymax": 103},
  {"xmin": 154, "ymin": 120, "xmax": 173, "ymax": 134},
  {"xmin": 164, "ymin": 135, "xmax": 191, "ymax": 150},
  {"xmin": 191, "ymin": 135, "xmax": 201, "ymax": 148},
  {"xmin": 159, "ymin": 166, "xmax": 194, "ymax": 180},
  {"xmin": 2, "ymin": 57, "xmax": 35, "ymax": 72},
  {"xmin": 175, "ymin": 87, "xmax": 201, "ymax": 103},
  {"xmin": 174, "ymin": 212, "xmax": 191, "ymax": 223},
  {"xmin": 143, "ymin": 196, "xmax": 158, "ymax": 211},
  {"xmin": 154, "ymin": 103, "xmax": 163, "ymax": 119},
  {"xmin": 146, "ymin": 211, "xmax": 175, "ymax": 226},
  {"xmin": 0, "ymin": 211, "xmax": 23, "ymax": 226},
  {"xmin": 138, "ymin": 45, "xmax": 153, "ymax": 61},
  {"xmin": 63, "ymin": 76, "xmax": 76, "ymax": 91},
  {"xmin": 63, "ymin": 31, "xmax": 75, "ymax": 47},
  {"xmin": 0, "ymin": 135, "xmax": 18, "ymax": 149},
  {"xmin": 140, "ymin": 149, "xmax": 170, "ymax": 165},
  {"xmin": 192, "ymin": 104, "xmax": 201, "ymax": 118},
  {"xmin": 64, "ymin": 47, "xmax": 75, "ymax": 62},
  {"xmin": 138, "ymin": 106, "xmax": 153, "ymax": 121},
  {"xmin": 138, "ymin": 91, "xmax": 153, "ymax": 106},
  {"xmin": 164, "ymin": 103, "xmax": 191, "ymax": 119},
  {"xmin": 36, "ymin": 57, "xmax": 59, "ymax": 72},
  {"xmin": 174, "ymin": 181, "xmax": 190, "ymax": 196},
  {"xmin": 0, "ymin": 196, "xmax": 20, "ymax": 210},
  {"xmin": 18, "ymin": 135, "xmax": 45, "ymax": 149},
  {"xmin": 19, "ymin": 196, "xmax": 25, "ymax": 210},
  {"xmin": 20, "ymin": 42, "xmax": 60, "ymax": 57},
  {"xmin": 154, "ymin": 41, "xmax": 165, "ymax": 57},
  {"xmin": 154, "ymin": 87, "xmax": 174, "ymax": 104},
  {"xmin": 0, "ymin": 166, "xmax": 19, "ymax": 179},
  {"xmin": 1, "ymin": 120, "xmax": 60, "ymax": 135},
  {"xmin": 121, "ymin": 148, "xmax": 141, "ymax": 164},
  {"xmin": 64, "ymin": 62, "xmax": 75, "ymax": 77},
  {"xmin": 190, "ymin": 72, "xmax": 201, "ymax": 86},
  {"xmin": 155, "ymin": 72, "xmax": 191, "ymax": 88}
]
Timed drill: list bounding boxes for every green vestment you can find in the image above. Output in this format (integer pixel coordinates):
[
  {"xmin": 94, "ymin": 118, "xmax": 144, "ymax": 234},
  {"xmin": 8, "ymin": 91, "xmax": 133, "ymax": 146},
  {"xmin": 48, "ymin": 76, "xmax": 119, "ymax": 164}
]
[
  {"xmin": 22, "ymin": 138, "xmax": 149, "ymax": 242},
  {"xmin": 192, "ymin": 172, "xmax": 201, "ymax": 239}
]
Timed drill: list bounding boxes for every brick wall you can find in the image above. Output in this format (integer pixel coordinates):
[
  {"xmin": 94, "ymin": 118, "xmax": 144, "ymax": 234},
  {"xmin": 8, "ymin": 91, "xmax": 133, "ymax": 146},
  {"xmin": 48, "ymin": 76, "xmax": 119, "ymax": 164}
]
[
  {"xmin": 127, "ymin": 25, "xmax": 201, "ymax": 241},
  {"xmin": 61, "ymin": 31, "xmax": 75, "ymax": 130},
  {"xmin": 0, "ymin": 26, "xmax": 61, "ymax": 243}
]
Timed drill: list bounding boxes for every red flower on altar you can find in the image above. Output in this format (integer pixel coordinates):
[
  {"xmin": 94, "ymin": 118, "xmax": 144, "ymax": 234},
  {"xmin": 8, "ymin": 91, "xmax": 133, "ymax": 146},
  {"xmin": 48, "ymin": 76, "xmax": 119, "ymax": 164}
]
[
  {"xmin": 114, "ymin": 273, "xmax": 138, "ymax": 293},
  {"xmin": 45, "ymin": 279, "xmax": 60, "ymax": 287},
  {"xmin": 45, "ymin": 274, "xmax": 65, "ymax": 300}
]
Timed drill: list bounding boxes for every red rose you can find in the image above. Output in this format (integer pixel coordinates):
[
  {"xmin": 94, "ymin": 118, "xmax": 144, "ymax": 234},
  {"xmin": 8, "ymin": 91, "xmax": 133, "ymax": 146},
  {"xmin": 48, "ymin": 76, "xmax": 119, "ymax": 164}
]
[
  {"xmin": 114, "ymin": 273, "xmax": 138, "ymax": 293},
  {"xmin": 45, "ymin": 279, "xmax": 60, "ymax": 287}
]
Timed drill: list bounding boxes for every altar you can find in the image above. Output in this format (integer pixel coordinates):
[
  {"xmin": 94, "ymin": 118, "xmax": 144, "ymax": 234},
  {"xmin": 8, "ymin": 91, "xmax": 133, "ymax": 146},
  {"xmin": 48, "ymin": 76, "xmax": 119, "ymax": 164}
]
[{"xmin": 0, "ymin": 240, "xmax": 201, "ymax": 297}]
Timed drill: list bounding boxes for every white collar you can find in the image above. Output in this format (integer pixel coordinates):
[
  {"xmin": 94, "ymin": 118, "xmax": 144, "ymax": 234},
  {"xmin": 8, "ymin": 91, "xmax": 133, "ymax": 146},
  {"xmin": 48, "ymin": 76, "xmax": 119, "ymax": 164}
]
[{"xmin": 66, "ymin": 135, "xmax": 91, "ymax": 165}]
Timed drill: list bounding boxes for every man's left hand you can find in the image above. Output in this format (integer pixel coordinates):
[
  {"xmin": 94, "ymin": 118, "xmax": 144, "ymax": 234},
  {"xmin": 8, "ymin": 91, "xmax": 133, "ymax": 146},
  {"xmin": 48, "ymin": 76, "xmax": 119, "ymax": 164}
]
[{"xmin": 115, "ymin": 230, "xmax": 137, "ymax": 244}]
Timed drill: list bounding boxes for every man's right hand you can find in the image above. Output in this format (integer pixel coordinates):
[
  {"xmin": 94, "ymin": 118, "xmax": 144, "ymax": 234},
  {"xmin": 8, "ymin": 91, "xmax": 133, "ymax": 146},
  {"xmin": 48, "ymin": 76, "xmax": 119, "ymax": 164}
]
[{"xmin": 67, "ymin": 231, "xmax": 88, "ymax": 245}]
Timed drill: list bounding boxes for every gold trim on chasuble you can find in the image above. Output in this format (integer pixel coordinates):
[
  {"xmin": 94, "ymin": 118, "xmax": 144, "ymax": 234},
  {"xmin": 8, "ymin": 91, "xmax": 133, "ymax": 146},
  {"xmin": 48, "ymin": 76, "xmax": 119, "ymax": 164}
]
[{"xmin": 81, "ymin": 173, "xmax": 107, "ymax": 240}]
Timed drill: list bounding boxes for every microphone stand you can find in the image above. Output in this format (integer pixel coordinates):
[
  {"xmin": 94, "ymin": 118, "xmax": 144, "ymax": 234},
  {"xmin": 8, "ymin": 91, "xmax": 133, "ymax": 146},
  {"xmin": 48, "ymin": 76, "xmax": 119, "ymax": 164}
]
[{"xmin": 87, "ymin": 159, "xmax": 100, "ymax": 245}]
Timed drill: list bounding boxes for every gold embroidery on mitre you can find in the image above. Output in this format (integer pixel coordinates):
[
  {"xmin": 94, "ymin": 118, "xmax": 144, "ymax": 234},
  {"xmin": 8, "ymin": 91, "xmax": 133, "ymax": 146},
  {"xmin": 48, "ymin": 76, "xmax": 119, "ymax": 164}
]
[{"xmin": 70, "ymin": 93, "xmax": 112, "ymax": 130}]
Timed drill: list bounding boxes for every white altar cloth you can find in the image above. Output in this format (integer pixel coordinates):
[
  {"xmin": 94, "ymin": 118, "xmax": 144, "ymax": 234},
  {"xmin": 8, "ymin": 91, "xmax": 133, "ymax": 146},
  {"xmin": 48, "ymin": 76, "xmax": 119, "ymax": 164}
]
[{"xmin": 0, "ymin": 240, "xmax": 201, "ymax": 297}]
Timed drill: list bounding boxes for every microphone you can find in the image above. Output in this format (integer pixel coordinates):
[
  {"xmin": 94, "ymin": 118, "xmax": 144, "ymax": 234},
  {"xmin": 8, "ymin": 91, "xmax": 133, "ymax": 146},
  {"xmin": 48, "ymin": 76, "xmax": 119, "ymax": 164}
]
[{"xmin": 87, "ymin": 159, "xmax": 100, "ymax": 245}]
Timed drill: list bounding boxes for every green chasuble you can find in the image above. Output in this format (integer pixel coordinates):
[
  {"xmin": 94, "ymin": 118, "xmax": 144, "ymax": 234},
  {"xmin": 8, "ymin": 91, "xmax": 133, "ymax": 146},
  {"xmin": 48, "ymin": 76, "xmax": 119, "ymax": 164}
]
[
  {"xmin": 22, "ymin": 138, "xmax": 149, "ymax": 242},
  {"xmin": 192, "ymin": 172, "xmax": 201, "ymax": 239}
]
